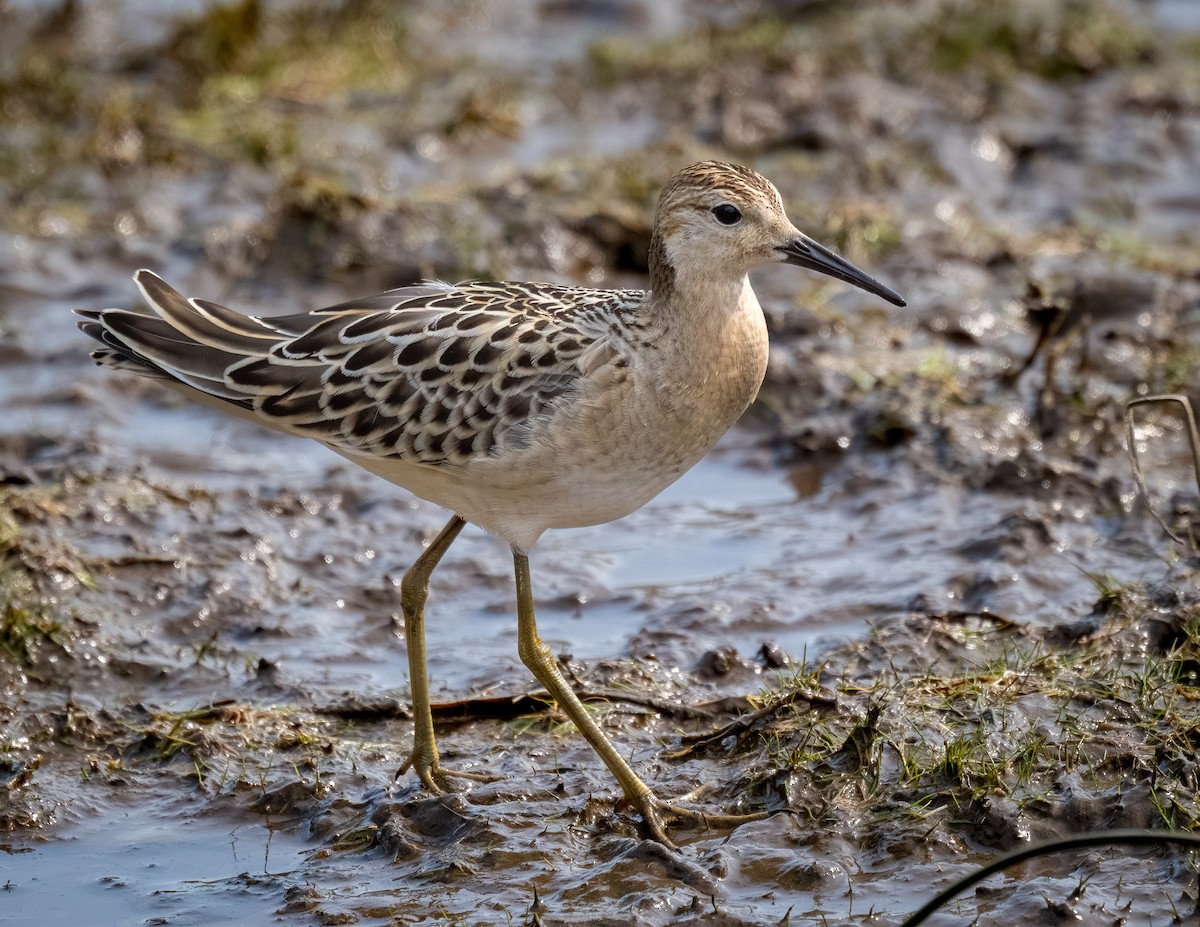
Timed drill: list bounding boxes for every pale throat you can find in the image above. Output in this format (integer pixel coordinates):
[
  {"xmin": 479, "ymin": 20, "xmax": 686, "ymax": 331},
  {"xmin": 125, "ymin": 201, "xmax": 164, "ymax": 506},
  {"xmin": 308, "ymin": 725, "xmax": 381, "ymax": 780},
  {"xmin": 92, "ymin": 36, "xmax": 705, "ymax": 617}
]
[{"xmin": 655, "ymin": 260, "xmax": 761, "ymax": 336}]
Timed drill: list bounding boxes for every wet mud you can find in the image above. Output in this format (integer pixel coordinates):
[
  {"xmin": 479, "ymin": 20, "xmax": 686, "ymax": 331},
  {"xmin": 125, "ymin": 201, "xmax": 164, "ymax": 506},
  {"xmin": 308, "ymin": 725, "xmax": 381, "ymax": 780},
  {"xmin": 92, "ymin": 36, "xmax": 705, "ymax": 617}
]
[{"xmin": 2, "ymin": 0, "xmax": 1200, "ymax": 924}]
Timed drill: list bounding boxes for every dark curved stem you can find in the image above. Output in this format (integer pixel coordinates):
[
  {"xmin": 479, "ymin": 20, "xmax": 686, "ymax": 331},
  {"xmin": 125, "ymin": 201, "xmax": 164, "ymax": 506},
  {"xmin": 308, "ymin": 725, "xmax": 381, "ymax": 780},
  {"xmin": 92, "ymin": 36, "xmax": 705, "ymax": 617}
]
[{"xmin": 899, "ymin": 829, "xmax": 1200, "ymax": 927}]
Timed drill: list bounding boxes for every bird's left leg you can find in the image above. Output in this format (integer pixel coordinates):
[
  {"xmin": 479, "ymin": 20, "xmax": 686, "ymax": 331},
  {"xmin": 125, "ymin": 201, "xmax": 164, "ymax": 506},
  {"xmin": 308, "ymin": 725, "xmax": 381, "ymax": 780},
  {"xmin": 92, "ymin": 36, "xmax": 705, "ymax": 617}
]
[{"xmin": 511, "ymin": 548, "xmax": 766, "ymax": 848}]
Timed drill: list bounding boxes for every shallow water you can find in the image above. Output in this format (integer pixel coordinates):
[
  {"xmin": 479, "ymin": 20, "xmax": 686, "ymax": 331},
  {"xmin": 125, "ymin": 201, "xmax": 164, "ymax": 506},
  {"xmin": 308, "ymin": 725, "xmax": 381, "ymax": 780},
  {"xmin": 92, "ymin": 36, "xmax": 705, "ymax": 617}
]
[{"xmin": 4, "ymin": 808, "xmax": 305, "ymax": 927}]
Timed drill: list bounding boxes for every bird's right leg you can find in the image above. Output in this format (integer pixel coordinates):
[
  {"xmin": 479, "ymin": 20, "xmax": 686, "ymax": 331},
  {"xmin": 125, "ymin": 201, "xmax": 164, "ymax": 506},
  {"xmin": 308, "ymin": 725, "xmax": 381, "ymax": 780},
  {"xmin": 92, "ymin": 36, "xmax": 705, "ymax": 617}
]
[{"xmin": 397, "ymin": 514, "xmax": 497, "ymax": 791}]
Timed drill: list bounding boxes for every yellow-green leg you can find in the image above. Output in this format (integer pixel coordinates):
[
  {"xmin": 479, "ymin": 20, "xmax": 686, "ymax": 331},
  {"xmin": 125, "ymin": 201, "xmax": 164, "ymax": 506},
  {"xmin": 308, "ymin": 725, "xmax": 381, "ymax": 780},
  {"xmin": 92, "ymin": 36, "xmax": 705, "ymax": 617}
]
[
  {"xmin": 512, "ymin": 548, "xmax": 766, "ymax": 847},
  {"xmin": 397, "ymin": 515, "xmax": 497, "ymax": 790}
]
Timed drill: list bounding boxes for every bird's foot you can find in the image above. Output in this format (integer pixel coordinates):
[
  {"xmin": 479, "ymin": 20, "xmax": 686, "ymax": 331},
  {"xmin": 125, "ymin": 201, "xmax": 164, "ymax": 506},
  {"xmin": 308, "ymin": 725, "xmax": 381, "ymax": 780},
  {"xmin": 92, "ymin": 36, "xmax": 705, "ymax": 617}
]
[
  {"xmin": 397, "ymin": 750, "xmax": 501, "ymax": 793},
  {"xmin": 627, "ymin": 790, "xmax": 770, "ymax": 849}
]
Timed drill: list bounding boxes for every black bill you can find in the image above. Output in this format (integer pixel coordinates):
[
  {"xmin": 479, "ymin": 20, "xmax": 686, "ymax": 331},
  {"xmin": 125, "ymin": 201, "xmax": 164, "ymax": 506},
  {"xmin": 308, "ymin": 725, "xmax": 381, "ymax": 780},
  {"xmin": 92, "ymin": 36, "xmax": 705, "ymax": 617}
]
[{"xmin": 777, "ymin": 235, "xmax": 906, "ymax": 307}]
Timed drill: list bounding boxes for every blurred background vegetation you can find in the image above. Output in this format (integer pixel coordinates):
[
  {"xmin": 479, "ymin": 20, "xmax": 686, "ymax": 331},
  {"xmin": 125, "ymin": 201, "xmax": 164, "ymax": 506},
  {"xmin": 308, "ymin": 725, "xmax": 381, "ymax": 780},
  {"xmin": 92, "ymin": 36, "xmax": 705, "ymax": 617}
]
[{"xmin": 2, "ymin": 0, "xmax": 1196, "ymax": 295}]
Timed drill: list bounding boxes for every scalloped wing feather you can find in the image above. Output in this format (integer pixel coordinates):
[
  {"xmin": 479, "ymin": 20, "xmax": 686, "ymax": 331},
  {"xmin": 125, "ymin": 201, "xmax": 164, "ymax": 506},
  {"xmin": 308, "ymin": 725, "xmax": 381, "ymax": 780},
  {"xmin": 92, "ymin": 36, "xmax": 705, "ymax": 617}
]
[{"xmin": 79, "ymin": 272, "xmax": 643, "ymax": 467}]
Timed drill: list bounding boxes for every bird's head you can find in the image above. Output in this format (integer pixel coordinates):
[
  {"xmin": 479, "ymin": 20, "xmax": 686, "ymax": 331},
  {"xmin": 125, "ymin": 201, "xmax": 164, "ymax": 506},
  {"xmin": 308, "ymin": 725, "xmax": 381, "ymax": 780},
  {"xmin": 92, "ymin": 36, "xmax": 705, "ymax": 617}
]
[{"xmin": 651, "ymin": 161, "xmax": 905, "ymax": 307}]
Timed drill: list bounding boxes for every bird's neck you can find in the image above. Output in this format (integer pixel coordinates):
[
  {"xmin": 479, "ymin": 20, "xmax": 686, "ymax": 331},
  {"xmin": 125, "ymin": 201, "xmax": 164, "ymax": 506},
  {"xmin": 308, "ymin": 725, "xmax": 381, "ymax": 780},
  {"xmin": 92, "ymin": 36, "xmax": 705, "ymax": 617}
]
[
  {"xmin": 646, "ymin": 230, "xmax": 759, "ymax": 341},
  {"xmin": 641, "ymin": 263, "xmax": 769, "ymax": 426}
]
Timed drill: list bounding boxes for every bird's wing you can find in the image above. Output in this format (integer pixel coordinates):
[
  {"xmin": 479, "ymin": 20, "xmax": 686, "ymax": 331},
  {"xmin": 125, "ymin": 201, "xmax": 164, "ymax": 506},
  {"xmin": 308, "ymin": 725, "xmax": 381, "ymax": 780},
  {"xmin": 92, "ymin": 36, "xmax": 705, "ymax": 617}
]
[{"xmin": 78, "ymin": 271, "xmax": 641, "ymax": 466}]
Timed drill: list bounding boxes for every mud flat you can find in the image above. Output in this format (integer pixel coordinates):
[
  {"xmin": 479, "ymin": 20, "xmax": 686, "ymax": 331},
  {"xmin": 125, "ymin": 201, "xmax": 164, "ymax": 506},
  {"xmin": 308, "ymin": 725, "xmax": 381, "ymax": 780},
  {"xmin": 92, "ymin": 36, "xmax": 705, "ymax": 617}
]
[{"xmin": 2, "ymin": 1, "xmax": 1199, "ymax": 924}]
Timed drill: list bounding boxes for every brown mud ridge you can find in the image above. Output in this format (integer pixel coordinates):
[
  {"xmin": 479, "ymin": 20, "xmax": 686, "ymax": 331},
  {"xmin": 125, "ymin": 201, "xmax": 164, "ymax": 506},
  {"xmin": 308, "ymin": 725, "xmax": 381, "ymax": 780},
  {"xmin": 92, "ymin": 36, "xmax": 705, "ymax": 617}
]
[{"xmin": 2, "ymin": 0, "xmax": 1200, "ymax": 924}]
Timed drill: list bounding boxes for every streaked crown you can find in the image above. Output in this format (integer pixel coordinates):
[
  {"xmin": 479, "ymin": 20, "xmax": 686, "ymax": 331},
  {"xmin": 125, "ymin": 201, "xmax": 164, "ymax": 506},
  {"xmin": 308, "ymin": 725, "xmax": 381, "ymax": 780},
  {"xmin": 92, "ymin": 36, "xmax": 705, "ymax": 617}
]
[{"xmin": 654, "ymin": 161, "xmax": 785, "ymax": 220}]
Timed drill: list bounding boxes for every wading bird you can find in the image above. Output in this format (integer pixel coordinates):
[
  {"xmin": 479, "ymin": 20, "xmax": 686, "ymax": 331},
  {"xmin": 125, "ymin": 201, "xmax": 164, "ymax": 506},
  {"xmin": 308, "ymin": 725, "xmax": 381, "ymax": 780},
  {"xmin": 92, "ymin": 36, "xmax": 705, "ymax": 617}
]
[{"xmin": 79, "ymin": 161, "xmax": 905, "ymax": 846}]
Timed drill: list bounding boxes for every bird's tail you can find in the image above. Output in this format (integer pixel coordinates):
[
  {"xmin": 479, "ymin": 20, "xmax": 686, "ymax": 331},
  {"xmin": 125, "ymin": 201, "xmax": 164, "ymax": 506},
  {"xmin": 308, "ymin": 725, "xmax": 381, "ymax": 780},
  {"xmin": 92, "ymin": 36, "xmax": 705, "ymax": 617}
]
[{"xmin": 75, "ymin": 270, "xmax": 288, "ymax": 407}]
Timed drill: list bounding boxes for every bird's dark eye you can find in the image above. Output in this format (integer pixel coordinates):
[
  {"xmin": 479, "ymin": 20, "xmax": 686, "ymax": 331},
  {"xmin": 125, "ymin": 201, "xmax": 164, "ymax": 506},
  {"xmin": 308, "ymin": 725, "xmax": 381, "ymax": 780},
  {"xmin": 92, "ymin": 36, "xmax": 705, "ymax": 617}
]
[{"xmin": 711, "ymin": 203, "xmax": 742, "ymax": 226}]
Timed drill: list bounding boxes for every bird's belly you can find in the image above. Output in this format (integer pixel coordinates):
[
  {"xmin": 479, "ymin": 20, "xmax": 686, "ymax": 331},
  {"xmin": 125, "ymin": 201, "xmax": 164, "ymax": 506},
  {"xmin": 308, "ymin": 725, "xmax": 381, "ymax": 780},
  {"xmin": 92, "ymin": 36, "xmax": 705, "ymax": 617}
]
[
  {"xmin": 538, "ymin": 452, "xmax": 699, "ymax": 529},
  {"xmin": 338, "ymin": 392, "xmax": 734, "ymax": 550},
  {"xmin": 513, "ymin": 378, "xmax": 750, "ymax": 535},
  {"xmin": 468, "ymin": 450, "xmax": 706, "ymax": 548}
]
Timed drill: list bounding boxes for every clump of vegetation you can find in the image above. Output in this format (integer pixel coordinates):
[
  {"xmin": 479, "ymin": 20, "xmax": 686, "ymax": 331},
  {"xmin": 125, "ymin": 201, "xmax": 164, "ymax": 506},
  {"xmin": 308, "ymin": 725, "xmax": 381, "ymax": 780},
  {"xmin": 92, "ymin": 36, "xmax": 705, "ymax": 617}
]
[
  {"xmin": 127, "ymin": 702, "xmax": 337, "ymax": 793},
  {"xmin": 0, "ymin": 490, "xmax": 76, "ymax": 667},
  {"xmin": 712, "ymin": 583, "xmax": 1200, "ymax": 845}
]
